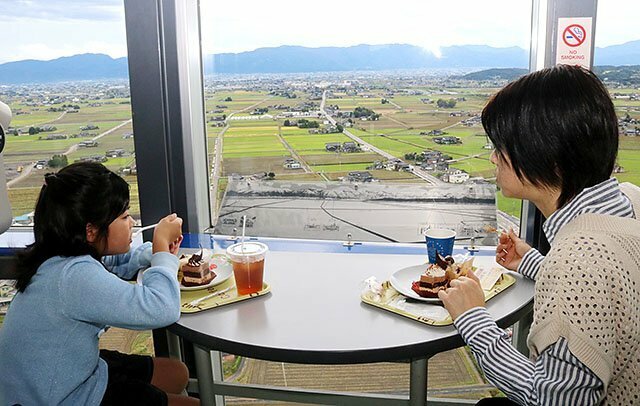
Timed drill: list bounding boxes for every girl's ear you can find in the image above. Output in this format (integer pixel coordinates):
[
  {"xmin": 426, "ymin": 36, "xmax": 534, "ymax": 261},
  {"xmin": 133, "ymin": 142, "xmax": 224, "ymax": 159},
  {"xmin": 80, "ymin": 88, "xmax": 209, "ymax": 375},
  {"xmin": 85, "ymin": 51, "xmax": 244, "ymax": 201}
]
[{"xmin": 86, "ymin": 223, "xmax": 99, "ymax": 243}]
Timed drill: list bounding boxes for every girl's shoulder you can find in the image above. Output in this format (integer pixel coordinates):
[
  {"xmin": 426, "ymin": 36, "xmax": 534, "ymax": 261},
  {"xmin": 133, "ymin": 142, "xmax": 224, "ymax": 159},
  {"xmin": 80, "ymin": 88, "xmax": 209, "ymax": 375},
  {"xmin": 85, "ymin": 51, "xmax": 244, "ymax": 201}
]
[{"xmin": 41, "ymin": 254, "xmax": 105, "ymax": 282}]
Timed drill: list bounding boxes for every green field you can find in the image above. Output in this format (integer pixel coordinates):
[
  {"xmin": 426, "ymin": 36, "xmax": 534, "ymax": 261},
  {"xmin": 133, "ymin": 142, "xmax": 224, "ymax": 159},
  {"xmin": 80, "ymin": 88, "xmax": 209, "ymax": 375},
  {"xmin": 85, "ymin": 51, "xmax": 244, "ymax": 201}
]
[{"xmin": 5, "ymin": 79, "xmax": 640, "ymax": 223}]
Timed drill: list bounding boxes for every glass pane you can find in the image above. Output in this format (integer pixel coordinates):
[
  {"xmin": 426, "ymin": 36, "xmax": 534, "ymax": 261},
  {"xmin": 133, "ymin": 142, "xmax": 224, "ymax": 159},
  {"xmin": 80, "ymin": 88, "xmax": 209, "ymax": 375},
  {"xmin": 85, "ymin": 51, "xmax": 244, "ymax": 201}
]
[
  {"xmin": 595, "ymin": 1, "xmax": 640, "ymax": 189},
  {"xmin": 0, "ymin": 1, "xmax": 141, "ymax": 226},
  {"xmin": 201, "ymin": 0, "xmax": 531, "ymax": 403},
  {"xmin": 201, "ymin": 0, "xmax": 530, "ymax": 245}
]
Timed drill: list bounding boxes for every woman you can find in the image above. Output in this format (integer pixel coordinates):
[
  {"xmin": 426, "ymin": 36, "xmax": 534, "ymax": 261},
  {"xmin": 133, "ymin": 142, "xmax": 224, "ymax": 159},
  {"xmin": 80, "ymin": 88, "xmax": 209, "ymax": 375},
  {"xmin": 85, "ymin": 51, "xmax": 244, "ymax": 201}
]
[{"xmin": 438, "ymin": 64, "xmax": 640, "ymax": 405}]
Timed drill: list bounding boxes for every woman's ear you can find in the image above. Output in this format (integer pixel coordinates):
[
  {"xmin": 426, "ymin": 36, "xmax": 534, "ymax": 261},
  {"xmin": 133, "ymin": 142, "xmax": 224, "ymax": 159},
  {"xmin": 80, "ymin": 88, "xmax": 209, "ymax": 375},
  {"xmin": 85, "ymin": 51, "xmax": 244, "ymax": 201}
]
[{"xmin": 86, "ymin": 223, "xmax": 99, "ymax": 243}]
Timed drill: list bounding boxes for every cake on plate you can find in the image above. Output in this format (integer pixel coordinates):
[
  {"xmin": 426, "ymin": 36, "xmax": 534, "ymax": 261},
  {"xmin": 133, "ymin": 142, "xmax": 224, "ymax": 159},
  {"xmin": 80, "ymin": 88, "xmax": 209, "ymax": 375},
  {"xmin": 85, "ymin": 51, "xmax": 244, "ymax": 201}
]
[{"xmin": 181, "ymin": 249, "xmax": 216, "ymax": 287}]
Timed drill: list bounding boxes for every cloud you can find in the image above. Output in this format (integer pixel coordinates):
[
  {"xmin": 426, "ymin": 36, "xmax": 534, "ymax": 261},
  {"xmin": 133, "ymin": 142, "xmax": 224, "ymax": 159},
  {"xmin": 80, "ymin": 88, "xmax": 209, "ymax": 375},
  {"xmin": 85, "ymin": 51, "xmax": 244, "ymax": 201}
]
[{"xmin": 1, "ymin": 0, "xmax": 123, "ymax": 22}]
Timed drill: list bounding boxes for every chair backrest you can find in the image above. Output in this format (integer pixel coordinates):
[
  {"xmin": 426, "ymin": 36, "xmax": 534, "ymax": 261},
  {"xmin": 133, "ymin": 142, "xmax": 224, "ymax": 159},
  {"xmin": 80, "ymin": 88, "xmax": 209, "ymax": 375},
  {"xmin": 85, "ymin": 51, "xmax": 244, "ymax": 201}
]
[{"xmin": 621, "ymin": 182, "xmax": 640, "ymax": 212}]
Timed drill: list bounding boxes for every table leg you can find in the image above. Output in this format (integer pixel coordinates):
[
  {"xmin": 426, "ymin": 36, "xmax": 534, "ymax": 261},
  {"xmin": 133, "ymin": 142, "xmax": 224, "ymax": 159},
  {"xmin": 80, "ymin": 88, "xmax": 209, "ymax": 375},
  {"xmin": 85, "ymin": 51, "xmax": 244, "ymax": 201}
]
[
  {"xmin": 166, "ymin": 330, "xmax": 182, "ymax": 360},
  {"xmin": 409, "ymin": 358, "xmax": 428, "ymax": 406},
  {"xmin": 193, "ymin": 344, "xmax": 225, "ymax": 406}
]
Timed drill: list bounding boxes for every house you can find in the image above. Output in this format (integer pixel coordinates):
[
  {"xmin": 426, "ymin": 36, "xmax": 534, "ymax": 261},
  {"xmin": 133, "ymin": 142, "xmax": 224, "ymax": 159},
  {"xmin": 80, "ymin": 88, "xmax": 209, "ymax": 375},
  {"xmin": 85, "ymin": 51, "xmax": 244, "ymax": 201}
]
[
  {"xmin": 442, "ymin": 169, "xmax": 469, "ymax": 184},
  {"xmin": 78, "ymin": 140, "xmax": 98, "ymax": 148},
  {"xmin": 325, "ymin": 142, "xmax": 341, "ymax": 152},
  {"xmin": 42, "ymin": 134, "xmax": 68, "ymax": 140},
  {"xmin": 346, "ymin": 171, "xmax": 374, "ymax": 182},
  {"xmin": 433, "ymin": 136, "xmax": 462, "ymax": 145},
  {"xmin": 342, "ymin": 142, "xmax": 359, "ymax": 152},
  {"xmin": 33, "ymin": 160, "xmax": 47, "ymax": 169},
  {"xmin": 283, "ymin": 159, "xmax": 302, "ymax": 169},
  {"xmin": 106, "ymin": 148, "xmax": 126, "ymax": 157}
]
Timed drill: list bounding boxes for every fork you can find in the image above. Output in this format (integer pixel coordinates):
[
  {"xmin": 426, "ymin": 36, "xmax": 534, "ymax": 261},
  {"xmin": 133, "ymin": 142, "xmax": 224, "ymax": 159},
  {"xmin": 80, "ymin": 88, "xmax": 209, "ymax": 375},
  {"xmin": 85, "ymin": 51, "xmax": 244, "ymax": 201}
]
[
  {"xmin": 132, "ymin": 223, "xmax": 158, "ymax": 238},
  {"xmin": 185, "ymin": 285, "xmax": 234, "ymax": 308}
]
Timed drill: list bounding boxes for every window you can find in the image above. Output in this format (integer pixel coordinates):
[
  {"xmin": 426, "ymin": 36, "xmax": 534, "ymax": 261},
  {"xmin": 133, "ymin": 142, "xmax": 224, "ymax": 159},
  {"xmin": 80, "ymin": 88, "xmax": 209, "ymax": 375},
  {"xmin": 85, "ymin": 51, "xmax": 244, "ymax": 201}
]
[
  {"xmin": 595, "ymin": 1, "xmax": 640, "ymax": 189},
  {"xmin": 198, "ymin": 0, "xmax": 532, "ymax": 402},
  {"xmin": 0, "ymin": 0, "xmax": 141, "ymax": 225},
  {"xmin": 200, "ymin": 0, "xmax": 530, "ymax": 245}
]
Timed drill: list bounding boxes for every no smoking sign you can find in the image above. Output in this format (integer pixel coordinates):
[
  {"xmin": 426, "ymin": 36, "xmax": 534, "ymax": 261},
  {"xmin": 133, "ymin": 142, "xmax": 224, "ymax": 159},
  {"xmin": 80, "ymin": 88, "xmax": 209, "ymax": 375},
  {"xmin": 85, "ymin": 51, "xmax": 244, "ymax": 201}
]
[
  {"xmin": 556, "ymin": 17, "xmax": 592, "ymax": 69},
  {"xmin": 563, "ymin": 24, "xmax": 586, "ymax": 47}
]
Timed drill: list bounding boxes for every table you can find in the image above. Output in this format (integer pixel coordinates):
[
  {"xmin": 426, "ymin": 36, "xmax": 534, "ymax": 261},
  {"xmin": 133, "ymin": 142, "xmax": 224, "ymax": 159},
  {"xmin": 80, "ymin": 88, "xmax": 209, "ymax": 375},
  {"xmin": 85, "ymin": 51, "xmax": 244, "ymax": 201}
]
[{"xmin": 168, "ymin": 240, "xmax": 535, "ymax": 406}]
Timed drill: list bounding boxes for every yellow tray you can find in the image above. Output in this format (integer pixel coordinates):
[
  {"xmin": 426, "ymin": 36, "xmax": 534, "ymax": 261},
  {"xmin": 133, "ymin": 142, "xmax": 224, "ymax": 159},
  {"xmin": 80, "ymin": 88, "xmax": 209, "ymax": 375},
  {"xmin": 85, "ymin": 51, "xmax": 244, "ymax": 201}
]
[
  {"xmin": 361, "ymin": 274, "xmax": 515, "ymax": 326},
  {"xmin": 180, "ymin": 277, "xmax": 271, "ymax": 314}
]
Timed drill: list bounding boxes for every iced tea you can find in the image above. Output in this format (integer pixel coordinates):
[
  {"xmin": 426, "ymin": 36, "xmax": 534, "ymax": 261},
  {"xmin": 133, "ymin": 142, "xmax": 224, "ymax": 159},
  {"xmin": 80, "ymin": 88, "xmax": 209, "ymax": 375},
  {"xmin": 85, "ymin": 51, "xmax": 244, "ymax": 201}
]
[
  {"xmin": 231, "ymin": 258, "xmax": 265, "ymax": 295},
  {"xmin": 226, "ymin": 242, "xmax": 268, "ymax": 295}
]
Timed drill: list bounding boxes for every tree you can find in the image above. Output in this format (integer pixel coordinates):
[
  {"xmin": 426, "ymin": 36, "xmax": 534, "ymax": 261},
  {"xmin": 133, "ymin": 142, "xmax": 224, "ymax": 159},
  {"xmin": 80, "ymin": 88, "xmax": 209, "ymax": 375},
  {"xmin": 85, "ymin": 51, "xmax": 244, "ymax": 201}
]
[
  {"xmin": 48, "ymin": 154, "xmax": 68, "ymax": 168},
  {"xmin": 336, "ymin": 124, "xmax": 344, "ymax": 132},
  {"xmin": 28, "ymin": 126, "xmax": 39, "ymax": 135},
  {"xmin": 224, "ymin": 96, "xmax": 232, "ymax": 102},
  {"xmin": 267, "ymin": 172, "xmax": 276, "ymax": 179},
  {"xmin": 436, "ymin": 99, "xmax": 457, "ymax": 109},
  {"xmin": 283, "ymin": 119, "xmax": 291, "ymax": 127}
]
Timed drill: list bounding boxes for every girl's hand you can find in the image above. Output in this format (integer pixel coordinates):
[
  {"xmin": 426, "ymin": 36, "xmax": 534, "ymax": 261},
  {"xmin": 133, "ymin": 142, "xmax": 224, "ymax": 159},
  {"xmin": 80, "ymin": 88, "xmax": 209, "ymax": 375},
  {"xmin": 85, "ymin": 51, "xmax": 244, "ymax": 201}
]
[
  {"xmin": 168, "ymin": 235, "xmax": 183, "ymax": 256},
  {"xmin": 438, "ymin": 270, "xmax": 485, "ymax": 321},
  {"xmin": 495, "ymin": 228, "xmax": 531, "ymax": 271},
  {"xmin": 152, "ymin": 213, "xmax": 183, "ymax": 254}
]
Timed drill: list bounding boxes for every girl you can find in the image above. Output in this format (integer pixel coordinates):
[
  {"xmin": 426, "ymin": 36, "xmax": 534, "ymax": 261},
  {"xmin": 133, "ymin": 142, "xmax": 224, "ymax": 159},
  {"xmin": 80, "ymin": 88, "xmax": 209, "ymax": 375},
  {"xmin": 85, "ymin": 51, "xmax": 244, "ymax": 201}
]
[
  {"xmin": 0, "ymin": 162, "xmax": 198, "ymax": 405},
  {"xmin": 438, "ymin": 65, "xmax": 640, "ymax": 405}
]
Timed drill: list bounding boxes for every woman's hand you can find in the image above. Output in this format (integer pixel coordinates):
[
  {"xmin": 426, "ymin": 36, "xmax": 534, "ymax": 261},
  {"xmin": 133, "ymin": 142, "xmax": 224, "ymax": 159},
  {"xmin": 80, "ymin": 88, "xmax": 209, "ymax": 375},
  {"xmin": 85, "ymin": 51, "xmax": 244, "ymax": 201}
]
[
  {"xmin": 152, "ymin": 213, "xmax": 183, "ymax": 254},
  {"xmin": 438, "ymin": 270, "xmax": 485, "ymax": 321},
  {"xmin": 496, "ymin": 228, "xmax": 531, "ymax": 271}
]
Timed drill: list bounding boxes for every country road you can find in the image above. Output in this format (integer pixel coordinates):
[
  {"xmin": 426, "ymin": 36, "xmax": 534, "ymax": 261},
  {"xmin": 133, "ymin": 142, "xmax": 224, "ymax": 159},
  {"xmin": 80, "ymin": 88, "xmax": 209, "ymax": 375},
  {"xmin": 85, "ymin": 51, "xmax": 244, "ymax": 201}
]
[
  {"xmin": 320, "ymin": 91, "xmax": 440, "ymax": 184},
  {"xmin": 7, "ymin": 119, "xmax": 132, "ymax": 187}
]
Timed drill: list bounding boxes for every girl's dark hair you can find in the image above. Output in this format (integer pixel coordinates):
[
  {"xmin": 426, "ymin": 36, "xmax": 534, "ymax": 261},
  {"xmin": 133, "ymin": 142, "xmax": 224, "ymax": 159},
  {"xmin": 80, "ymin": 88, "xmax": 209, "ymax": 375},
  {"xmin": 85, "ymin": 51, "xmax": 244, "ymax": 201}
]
[
  {"xmin": 15, "ymin": 162, "xmax": 130, "ymax": 292},
  {"xmin": 482, "ymin": 64, "xmax": 619, "ymax": 209}
]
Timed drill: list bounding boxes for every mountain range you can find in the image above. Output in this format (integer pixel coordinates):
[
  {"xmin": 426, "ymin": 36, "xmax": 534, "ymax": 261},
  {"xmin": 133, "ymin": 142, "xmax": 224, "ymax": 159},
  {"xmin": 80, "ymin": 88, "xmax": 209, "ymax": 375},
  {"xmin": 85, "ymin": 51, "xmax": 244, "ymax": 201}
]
[{"xmin": 1, "ymin": 41, "xmax": 640, "ymax": 84}]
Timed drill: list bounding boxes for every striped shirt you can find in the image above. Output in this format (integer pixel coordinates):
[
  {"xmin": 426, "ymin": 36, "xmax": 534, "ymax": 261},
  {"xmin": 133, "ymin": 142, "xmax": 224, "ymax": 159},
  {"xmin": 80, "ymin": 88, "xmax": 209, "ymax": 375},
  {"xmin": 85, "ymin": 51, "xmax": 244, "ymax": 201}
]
[{"xmin": 455, "ymin": 178, "xmax": 635, "ymax": 405}]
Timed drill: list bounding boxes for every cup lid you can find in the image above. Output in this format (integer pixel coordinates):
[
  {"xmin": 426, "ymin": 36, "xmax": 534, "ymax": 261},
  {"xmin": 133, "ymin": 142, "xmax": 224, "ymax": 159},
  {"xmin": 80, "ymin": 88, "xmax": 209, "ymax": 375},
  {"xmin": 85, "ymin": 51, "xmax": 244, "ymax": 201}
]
[{"xmin": 227, "ymin": 242, "xmax": 268, "ymax": 256}]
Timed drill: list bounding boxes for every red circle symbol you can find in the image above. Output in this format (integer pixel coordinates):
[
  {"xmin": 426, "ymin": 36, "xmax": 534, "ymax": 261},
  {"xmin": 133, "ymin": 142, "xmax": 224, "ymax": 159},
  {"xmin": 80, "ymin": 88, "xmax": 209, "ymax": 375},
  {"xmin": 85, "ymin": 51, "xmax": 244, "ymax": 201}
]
[{"xmin": 563, "ymin": 24, "xmax": 586, "ymax": 47}]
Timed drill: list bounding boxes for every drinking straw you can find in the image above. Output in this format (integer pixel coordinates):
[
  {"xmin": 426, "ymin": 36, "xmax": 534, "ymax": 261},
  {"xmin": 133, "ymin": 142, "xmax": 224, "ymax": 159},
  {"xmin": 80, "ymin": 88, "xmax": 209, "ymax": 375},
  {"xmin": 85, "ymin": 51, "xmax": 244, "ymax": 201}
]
[{"xmin": 241, "ymin": 215, "xmax": 247, "ymax": 253}]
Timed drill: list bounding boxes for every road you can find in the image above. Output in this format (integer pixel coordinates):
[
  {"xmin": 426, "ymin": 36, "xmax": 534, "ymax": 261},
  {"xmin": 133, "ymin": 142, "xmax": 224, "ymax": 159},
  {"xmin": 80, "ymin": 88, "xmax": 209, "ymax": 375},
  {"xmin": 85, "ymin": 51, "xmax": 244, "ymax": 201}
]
[
  {"xmin": 276, "ymin": 129, "xmax": 312, "ymax": 173},
  {"xmin": 209, "ymin": 95, "xmax": 276, "ymax": 216},
  {"xmin": 320, "ymin": 91, "xmax": 440, "ymax": 184},
  {"xmin": 8, "ymin": 119, "xmax": 132, "ymax": 187}
]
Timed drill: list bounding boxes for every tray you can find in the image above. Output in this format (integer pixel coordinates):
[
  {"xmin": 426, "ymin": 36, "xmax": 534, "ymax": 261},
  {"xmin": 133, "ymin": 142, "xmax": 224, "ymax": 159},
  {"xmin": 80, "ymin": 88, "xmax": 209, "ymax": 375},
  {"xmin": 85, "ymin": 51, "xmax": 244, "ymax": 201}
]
[
  {"xmin": 361, "ymin": 273, "xmax": 515, "ymax": 326},
  {"xmin": 180, "ymin": 277, "xmax": 270, "ymax": 314}
]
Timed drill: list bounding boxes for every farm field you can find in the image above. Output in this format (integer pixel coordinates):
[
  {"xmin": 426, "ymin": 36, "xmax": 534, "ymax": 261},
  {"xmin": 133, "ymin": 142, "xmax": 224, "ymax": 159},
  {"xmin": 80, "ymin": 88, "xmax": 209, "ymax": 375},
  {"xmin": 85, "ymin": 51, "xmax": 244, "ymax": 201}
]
[{"xmin": 4, "ymin": 77, "xmax": 640, "ymax": 228}]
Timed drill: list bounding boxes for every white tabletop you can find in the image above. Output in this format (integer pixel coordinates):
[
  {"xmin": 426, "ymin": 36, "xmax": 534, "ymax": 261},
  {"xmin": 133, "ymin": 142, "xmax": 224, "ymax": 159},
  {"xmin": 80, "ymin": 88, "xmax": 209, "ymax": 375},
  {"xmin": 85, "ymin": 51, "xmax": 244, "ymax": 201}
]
[{"xmin": 170, "ymin": 243, "xmax": 534, "ymax": 364}]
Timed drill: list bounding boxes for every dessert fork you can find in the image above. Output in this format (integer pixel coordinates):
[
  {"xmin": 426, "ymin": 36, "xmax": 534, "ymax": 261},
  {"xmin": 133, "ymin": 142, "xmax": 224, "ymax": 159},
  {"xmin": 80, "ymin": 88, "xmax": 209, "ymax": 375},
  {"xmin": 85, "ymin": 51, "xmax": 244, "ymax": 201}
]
[{"xmin": 186, "ymin": 285, "xmax": 234, "ymax": 308}]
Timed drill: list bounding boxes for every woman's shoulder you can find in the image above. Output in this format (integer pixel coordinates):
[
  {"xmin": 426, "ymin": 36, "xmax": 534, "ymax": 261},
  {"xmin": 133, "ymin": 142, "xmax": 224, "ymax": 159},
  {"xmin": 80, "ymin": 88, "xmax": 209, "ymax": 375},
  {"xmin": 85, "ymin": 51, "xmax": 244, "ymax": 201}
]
[
  {"xmin": 557, "ymin": 213, "xmax": 640, "ymax": 242},
  {"xmin": 546, "ymin": 215, "xmax": 640, "ymax": 284}
]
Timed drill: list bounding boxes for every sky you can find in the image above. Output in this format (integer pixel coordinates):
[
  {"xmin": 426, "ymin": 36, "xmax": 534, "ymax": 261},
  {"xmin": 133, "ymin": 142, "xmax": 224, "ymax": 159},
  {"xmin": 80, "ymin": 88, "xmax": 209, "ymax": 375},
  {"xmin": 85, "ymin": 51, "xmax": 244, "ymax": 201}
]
[{"xmin": 1, "ymin": 0, "xmax": 639, "ymax": 64}]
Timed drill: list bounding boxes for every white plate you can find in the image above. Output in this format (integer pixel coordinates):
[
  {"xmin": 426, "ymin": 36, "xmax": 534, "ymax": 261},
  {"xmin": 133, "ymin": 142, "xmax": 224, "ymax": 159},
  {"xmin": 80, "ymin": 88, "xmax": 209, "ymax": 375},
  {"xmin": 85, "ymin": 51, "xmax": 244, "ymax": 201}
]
[
  {"xmin": 389, "ymin": 264, "xmax": 443, "ymax": 303},
  {"xmin": 137, "ymin": 253, "xmax": 233, "ymax": 291},
  {"xmin": 179, "ymin": 253, "xmax": 234, "ymax": 291}
]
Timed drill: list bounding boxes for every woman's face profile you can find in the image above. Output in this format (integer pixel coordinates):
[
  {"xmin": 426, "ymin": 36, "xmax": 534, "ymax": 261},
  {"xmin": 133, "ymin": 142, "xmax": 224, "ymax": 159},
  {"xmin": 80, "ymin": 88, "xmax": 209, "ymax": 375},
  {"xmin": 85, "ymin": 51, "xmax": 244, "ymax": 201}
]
[{"xmin": 490, "ymin": 149, "xmax": 527, "ymax": 199}]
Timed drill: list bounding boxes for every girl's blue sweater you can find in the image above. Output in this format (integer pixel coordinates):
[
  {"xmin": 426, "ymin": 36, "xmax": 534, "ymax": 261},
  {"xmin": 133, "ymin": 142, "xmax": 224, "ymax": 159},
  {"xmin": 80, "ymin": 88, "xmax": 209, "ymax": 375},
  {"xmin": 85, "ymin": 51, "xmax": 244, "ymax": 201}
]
[{"xmin": 0, "ymin": 243, "xmax": 180, "ymax": 405}]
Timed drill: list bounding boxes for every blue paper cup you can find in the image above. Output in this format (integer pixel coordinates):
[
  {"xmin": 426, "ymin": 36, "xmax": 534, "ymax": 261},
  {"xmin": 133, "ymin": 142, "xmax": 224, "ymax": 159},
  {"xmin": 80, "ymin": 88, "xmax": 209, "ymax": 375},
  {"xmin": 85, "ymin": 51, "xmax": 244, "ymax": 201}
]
[{"xmin": 424, "ymin": 229, "xmax": 456, "ymax": 264}]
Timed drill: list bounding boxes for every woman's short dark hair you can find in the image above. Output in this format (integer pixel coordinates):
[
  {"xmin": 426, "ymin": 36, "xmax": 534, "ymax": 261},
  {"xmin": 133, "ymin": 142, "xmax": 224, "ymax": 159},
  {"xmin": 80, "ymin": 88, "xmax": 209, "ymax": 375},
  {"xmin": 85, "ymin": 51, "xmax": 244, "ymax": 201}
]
[
  {"xmin": 482, "ymin": 64, "xmax": 619, "ymax": 209},
  {"xmin": 15, "ymin": 162, "xmax": 130, "ymax": 292}
]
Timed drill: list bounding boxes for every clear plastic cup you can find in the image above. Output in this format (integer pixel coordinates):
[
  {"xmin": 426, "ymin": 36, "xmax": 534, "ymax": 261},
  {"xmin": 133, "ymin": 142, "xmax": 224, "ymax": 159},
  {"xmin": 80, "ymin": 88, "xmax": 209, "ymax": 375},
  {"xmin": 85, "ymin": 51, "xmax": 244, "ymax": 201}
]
[{"xmin": 226, "ymin": 242, "xmax": 268, "ymax": 295}]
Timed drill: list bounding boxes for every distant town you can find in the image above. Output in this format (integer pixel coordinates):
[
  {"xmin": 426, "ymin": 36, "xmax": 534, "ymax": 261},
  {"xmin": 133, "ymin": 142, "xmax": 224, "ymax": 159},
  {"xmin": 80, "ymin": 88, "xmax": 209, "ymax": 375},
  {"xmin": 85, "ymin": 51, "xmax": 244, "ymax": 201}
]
[{"xmin": 2, "ymin": 67, "xmax": 640, "ymax": 241}]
